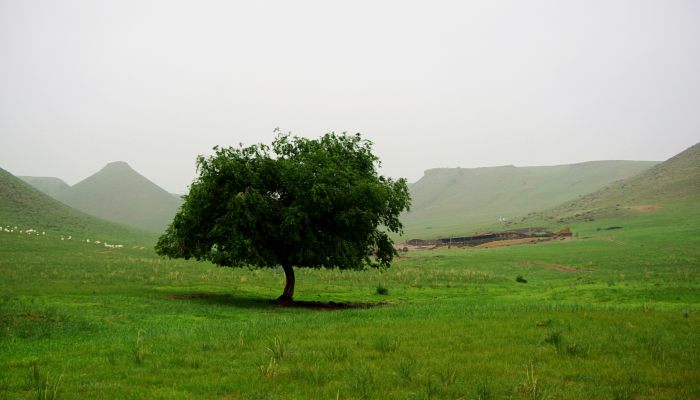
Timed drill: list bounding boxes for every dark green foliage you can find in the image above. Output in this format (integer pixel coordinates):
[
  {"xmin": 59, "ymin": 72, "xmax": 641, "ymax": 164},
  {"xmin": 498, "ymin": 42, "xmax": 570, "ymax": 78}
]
[
  {"xmin": 516, "ymin": 275, "xmax": 528, "ymax": 283},
  {"xmin": 156, "ymin": 132, "xmax": 410, "ymax": 297},
  {"xmin": 375, "ymin": 283, "xmax": 389, "ymax": 295},
  {"xmin": 544, "ymin": 330, "xmax": 564, "ymax": 351},
  {"xmin": 30, "ymin": 361, "xmax": 63, "ymax": 400},
  {"xmin": 475, "ymin": 379, "xmax": 493, "ymax": 400}
]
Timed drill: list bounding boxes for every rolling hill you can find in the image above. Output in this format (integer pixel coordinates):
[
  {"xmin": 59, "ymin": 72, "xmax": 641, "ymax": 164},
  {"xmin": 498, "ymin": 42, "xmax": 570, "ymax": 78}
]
[
  {"xmin": 0, "ymin": 167, "xmax": 155, "ymax": 243},
  {"xmin": 18, "ymin": 176, "xmax": 70, "ymax": 198},
  {"xmin": 401, "ymin": 160, "xmax": 658, "ymax": 239},
  {"xmin": 53, "ymin": 161, "xmax": 183, "ymax": 233},
  {"xmin": 522, "ymin": 142, "xmax": 700, "ymax": 225}
]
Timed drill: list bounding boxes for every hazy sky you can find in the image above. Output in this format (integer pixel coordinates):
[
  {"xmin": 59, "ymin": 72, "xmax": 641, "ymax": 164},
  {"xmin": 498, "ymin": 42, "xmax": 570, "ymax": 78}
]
[{"xmin": 1, "ymin": 0, "xmax": 698, "ymax": 193}]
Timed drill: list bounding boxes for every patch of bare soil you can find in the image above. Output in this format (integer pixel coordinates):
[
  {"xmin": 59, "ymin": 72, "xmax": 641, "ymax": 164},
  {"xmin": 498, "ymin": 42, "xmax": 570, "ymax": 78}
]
[
  {"xmin": 476, "ymin": 237, "xmax": 556, "ymax": 249},
  {"xmin": 396, "ymin": 244, "xmax": 438, "ymax": 252},
  {"xmin": 626, "ymin": 204, "xmax": 662, "ymax": 213},
  {"xmin": 523, "ymin": 261, "xmax": 593, "ymax": 273}
]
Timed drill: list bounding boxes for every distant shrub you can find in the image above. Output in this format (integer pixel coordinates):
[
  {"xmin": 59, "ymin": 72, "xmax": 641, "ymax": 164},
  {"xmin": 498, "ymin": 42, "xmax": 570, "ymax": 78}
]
[
  {"xmin": 475, "ymin": 379, "xmax": 493, "ymax": 400},
  {"xmin": 323, "ymin": 344, "xmax": 349, "ymax": 362},
  {"xmin": 544, "ymin": 330, "xmax": 563, "ymax": 351},
  {"xmin": 518, "ymin": 363, "xmax": 546, "ymax": 400},
  {"xmin": 267, "ymin": 336, "xmax": 287, "ymax": 360},
  {"xmin": 259, "ymin": 358, "xmax": 277, "ymax": 378},
  {"xmin": 536, "ymin": 319, "xmax": 553, "ymax": 327},
  {"xmin": 438, "ymin": 364, "xmax": 458, "ymax": 387},
  {"xmin": 516, "ymin": 275, "xmax": 528, "ymax": 283},
  {"xmin": 376, "ymin": 283, "xmax": 389, "ymax": 295},
  {"xmin": 30, "ymin": 361, "xmax": 63, "ymax": 400},
  {"xmin": 374, "ymin": 335, "xmax": 400, "ymax": 353},
  {"xmin": 566, "ymin": 342, "xmax": 590, "ymax": 358},
  {"xmin": 133, "ymin": 329, "xmax": 147, "ymax": 364},
  {"xmin": 349, "ymin": 368, "xmax": 377, "ymax": 399},
  {"xmin": 394, "ymin": 359, "xmax": 415, "ymax": 382}
]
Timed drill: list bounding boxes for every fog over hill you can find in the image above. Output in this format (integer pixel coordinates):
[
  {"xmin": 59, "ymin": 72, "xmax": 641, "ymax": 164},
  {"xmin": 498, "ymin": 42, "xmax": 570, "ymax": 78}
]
[
  {"xmin": 18, "ymin": 176, "xmax": 70, "ymax": 198},
  {"xmin": 0, "ymin": 167, "xmax": 153, "ymax": 242},
  {"xmin": 53, "ymin": 161, "xmax": 183, "ymax": 233},
  {"xmin": 402, "ymin": 159, "xmax": 658, "ymax": 240},
  {"xmin": 15, "ymin": 157, "xmax": 668, "ymax": 239}
]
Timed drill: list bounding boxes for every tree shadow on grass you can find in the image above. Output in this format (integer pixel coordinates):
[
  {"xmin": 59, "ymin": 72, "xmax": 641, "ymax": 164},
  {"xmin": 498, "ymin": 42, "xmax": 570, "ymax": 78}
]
[
  {"xmin": 168, "ymin": 293, "xmax": 390, "ymax": 311},
  {"xmin": 274, "ymin": 299, "xmax": 391, "ymax": 310},
  {"xmin": 169, "ymin": 293, "xmax": 273, "ymax": 310}
]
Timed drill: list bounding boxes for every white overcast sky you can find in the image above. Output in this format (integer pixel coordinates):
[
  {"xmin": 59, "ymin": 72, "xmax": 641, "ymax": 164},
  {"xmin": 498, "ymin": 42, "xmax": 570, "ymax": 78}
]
[{"xmin": 1, "ymin": 0, "xmax": 698, "ymax": 193}]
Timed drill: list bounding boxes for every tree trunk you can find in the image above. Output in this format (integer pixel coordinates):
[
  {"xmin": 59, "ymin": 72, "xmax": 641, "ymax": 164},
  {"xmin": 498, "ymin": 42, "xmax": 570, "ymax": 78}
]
[{"xmin": 276, "ymin": 262, "xmax": 295, "ymax": 303}]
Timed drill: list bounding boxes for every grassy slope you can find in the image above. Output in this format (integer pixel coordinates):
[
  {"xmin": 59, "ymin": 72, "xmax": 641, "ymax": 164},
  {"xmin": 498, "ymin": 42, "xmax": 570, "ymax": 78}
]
[
  {"xmin": 55, "ymin": 161, "xmax": 182, "ymax": 234},
  {"xmin": 402, "ymin": 160, "xmax": 657, "ymax": 240},
  {"xmin": 17, "ymin": 176, "xmax": 70, "ymax": 198},
  {"xmin": 0, "ymin": 201, "xmax": 698, "ymax": 399},
  {"xmin": 0, "ymin": 167, "xmax": 156, "ymax": 245},
  {"xmin": 520, "ymin": 142, "xmax": 700, "ymax": 227}
]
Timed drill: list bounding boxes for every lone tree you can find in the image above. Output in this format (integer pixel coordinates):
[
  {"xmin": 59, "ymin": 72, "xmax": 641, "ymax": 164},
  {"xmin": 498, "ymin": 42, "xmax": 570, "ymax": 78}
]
[{"xmin": 156, "ymin": 132, "xmax": 411, "ymax": 303}]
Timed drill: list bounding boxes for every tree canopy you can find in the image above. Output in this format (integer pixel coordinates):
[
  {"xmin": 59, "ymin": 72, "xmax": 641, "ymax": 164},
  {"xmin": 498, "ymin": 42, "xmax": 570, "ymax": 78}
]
[{"xmin": 156, "ymin": 132, "xmax": 411, "ymax": 301}]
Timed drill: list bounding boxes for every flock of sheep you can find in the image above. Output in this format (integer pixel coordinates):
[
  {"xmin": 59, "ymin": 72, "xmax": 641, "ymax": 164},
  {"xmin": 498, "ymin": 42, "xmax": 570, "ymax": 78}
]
[{"xmin": 2, "ymin": 225, "xmax": 129, "ymax": 249}]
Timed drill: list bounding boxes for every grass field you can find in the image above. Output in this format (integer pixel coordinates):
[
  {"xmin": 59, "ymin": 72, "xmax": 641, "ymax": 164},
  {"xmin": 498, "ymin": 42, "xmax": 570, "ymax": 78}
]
[{"xmin": 1, "ymin": 203, "xmax": 698, "ymax": 399}]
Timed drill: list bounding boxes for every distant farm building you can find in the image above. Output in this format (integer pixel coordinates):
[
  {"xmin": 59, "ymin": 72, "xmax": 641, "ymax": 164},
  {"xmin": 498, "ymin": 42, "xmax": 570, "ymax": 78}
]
[
  {"xmin": 404, "ymin": 227, "xmax": 571, "ymax": 249},
  {"xmin": 437, "ymin": 231, "xmax": 529, "ymax": 246}
]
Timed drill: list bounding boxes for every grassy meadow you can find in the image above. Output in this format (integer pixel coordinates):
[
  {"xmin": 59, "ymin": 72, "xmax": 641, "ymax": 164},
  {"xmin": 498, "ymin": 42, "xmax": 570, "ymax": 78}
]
[{"xmin": 1, "ymin": 204, "xmax": 699, "ymax": 399}]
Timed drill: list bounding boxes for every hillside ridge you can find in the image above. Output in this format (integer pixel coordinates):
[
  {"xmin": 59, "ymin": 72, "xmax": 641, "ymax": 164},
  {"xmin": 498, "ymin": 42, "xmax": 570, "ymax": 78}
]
[
  {"xmin": 402, "ymin": 159, "xmax": 658, "ymax": 239},
  {"xmin": 0, "ymin": 167, "xmax": 154, "ymax": 242},
  {"xmin": 54, "ymin": 161, "xmax": 182, "ymax": 233},
  {"xmin": 18, "ymin": 176, "xmax": 70, "ymax": 198},
  {"xmin": 522, "ymin": 142, "xmax": 700, "ymax": 225}
]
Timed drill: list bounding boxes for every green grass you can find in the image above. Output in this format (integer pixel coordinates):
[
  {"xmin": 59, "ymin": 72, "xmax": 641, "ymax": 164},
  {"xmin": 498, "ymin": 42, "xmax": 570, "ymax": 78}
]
[{"xmin": 1, "ymin": 202, "xmax": 699, "ymax": 399}]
